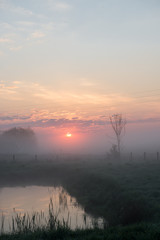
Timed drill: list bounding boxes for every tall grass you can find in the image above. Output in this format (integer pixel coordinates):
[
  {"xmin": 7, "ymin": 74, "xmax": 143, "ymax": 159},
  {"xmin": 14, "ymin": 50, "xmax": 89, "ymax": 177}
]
[
  {"xmin": 0, "ymin": 198, "xmax": 71, "ymax": 235},
  {"xmin": 0, "ymin": 197, "xmax": 105, "ymax": 236},
  {"xmin": 0, "ymin": 214, "xmax": 5, "ymax": 235},
  {"xmin": 0, "ymin": 157, "xmax": 158, "ymax": 228}
]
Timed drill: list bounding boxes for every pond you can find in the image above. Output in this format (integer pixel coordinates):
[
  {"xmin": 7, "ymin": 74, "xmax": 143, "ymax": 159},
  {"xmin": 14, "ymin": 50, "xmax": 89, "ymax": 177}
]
[{"xmin": 0, "ymin": 185, "xmax": 103, "ymax": 233}]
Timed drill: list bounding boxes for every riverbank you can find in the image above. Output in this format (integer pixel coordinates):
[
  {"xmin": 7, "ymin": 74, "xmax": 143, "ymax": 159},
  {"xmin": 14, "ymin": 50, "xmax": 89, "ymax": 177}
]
[{"xmin": 0, "ymin": 155, "xmax": 159, "ymax": 226}]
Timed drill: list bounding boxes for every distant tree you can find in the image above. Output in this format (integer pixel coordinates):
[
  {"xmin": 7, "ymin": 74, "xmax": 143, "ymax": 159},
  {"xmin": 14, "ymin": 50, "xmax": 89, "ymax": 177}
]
[
  {"xmin": 0, "ymin": 127, "xmax": 37, "ymax": 154},
  {"xmin": 109, "ymin": 114, "xmax": 126, "ymax": 158},
  {"xmin": 3, "ymin": 127, "xmax": 35, "ymax": 138},
  {"xmin": 107, "ymin": 144, "xmax": 119, "ymax": 160}
]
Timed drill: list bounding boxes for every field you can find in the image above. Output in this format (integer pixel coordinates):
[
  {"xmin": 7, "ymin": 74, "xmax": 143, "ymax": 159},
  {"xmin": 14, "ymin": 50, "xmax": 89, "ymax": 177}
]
[
  {"xmin": 1, "ymin": 154, "xmax": 160, "ymax": 239},
  {"xmin": 2, "ymin": 223, "xmax": 160, "ymax": 240}
]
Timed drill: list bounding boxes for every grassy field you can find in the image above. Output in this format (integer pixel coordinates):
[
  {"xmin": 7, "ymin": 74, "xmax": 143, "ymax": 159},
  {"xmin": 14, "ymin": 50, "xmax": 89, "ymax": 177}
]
[
  {"xmin": 0, "ymin": 154, "xmax": 160, "ymax": 238},
  {"xmin": 1, "ymin": 200, "xmax": 160, "ymax": 240},
  {"xmin": 1, "ymin": 223, "xmax": 160, "ymax": 240}
]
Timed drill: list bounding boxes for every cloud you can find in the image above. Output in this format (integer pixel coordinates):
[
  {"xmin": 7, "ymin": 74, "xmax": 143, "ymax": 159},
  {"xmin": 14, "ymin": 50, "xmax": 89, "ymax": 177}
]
[
  {"xmin": 55, "ymin": 2, "xmax": 72, "ymax": 11},
  {"xmin": 128, "ymin": 118, "xmax": 160, "ymax": 124},
  {"xmin": 9, "ymin": 46, "xmax": 22, "ymax": 51},
  {"xmin": 80, "ymin": 78, "xmax": 97, "ymax": 87},
  {"xmin": 0, "ymin": 117, "xmax": 100, "ymax": 130},
  {"xmin": 0, "ymin": 0, "xmax": 8, "ymax": 8},
  {"xmin": 0, "ymin": 82, "xmax": 19, "ymax": 90},
  {"xmin": 2, "ymin": 115, "xmax": 160, "ymax": 132},
  {"xmin": 0, "ymin": 38, "xmax": 11, "ymax": 43},
  {"xmin": 0, "ymin": 82, "xmax": 21, "ymax": 99},
  {"xmin": 0, "ymin": 22, "xmax": 12, "ymax": 29},
  {"xmin": 0, "ymin": 21, "xmax": 48, "ymax": 53},
  {"xmin": 0, "ymin": 1, "xmax": 33, "ymax": 15},
  {"xmin": 0, "ymin": 1, "xmax": 45, "ymax": 19},
  {"xmin": 1, "ymin": 81, "xmax": 160, "ymax": 131},
  {"xmin": 48, "ymin": 0, "xmax": 72, "ymax": 11},
  {"xmin": 1, "ymin": 100, "xmax": 160, "ymax": 133},
  {"xmin": 13, "ymin": 81, "xmax": 21, "ymax": 84},
  {"xmin": 16, "ymin": 21, "xmax": 36, "ymax": 27},
  {"xmin": 31, "ymin": 31, "xmax": 45, "ymax": 39},
  {"xmin": 0, "ymin": 115, "xmax": 31, "ymax": 121},
  {"xmin": 12, "ymin": 6, "xmax": 33, "ymax": 16}
]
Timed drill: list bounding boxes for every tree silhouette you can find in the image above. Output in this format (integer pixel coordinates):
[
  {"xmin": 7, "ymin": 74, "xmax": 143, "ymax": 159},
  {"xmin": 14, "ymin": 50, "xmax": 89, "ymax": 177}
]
[
  {"xmin": 109, "ymin": 114, "xmax": 126, "ymax": 158},
  {"xmin": 0, "ymin": 127, "xmax": 37, "ymax": 154}
]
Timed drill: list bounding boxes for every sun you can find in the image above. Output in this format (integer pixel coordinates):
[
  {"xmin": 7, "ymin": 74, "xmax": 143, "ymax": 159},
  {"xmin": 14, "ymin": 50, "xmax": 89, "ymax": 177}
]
[{"xmin": 66, "ymin": 132, "xmax": 72, "ymax": 137}]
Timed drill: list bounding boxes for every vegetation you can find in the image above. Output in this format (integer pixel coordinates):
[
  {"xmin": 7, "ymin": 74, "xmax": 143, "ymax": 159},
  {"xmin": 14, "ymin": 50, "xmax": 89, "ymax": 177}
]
[
  {"xmin": 0, "ymin": 155, "xmax": 160, "ymax": 238},
  {"xmin": 0, "ymin": 198, "xmax": 160, "ymax": 239},
  {"xmin": 0, "ymin": 128, "xmax": 37, "ymax": 154},
  {"xmin": 1, "ymin": 220, "xmax": 160, "ymax": 240},
  {"xmin": 109, "ymin": 114, "xmax": 126, "ymax": 157}
]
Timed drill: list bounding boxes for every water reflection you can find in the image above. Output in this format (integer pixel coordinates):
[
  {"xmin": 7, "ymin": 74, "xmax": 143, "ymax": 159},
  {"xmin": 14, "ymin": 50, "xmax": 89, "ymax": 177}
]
[{"xmin": 0, "ymin": 186, "xmax": 103, "ymax": 232}]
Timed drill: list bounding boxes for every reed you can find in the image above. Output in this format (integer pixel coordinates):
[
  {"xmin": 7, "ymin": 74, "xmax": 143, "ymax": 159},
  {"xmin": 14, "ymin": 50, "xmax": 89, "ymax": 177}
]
[{"xmin": 0, "ymin": 198, "xmax": 71, "ymax": 236}]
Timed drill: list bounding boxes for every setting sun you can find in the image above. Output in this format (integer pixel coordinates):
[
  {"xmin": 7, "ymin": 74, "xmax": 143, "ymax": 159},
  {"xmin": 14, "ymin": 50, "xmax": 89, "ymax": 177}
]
[{"xmin": 66, "ymin": 132, "xmax": 72, "ymax": 138}]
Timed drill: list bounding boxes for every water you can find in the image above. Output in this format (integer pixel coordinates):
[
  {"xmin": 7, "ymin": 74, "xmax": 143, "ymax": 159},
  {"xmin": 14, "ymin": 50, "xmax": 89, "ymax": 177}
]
[{"xmin": 0, "ymin": 186, "xmax": 103, "ymax": 232}]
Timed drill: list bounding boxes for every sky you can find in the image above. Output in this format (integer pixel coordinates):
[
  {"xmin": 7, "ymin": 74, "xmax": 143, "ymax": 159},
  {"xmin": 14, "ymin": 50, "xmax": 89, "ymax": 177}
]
[{"xmin": 0, "ymin": 0, "xmax": 160, "ymax": 153}]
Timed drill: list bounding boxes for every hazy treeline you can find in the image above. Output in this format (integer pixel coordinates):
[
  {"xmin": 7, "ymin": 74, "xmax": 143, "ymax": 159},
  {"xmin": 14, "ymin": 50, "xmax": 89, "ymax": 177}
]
[{"xmin": 0, "ymin": 127, "xmax": 37, "ymax": 154}]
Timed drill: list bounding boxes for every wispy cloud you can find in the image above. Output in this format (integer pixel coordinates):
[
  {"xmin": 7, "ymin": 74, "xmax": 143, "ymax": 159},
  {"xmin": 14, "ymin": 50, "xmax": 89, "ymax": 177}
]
[
  {"xmin": 1, "ymin": 113, "xmax": 160, "ymax": 132},
  {"xmin": 0, "ymin": 0, "xmax": 45, "ymax": 19},
  {"xmin": 0, "ymin": 0, "xmax": 33, "ymax": 16},
  {"xmin": 55, "ymin": 2, "xmax": 72, "ymax": 11},
  {"xmin": 0, "ymin": 0, "xmax": 70, "ymax": 54},
  {"xmin": 0, "ymin": 22, "xmax": 12, "ymax": 29},
  {"xmin": 0, "ymin": 38, "xmax": 11, "ymax": 43},
  {"xmin": 16, "ymin": 21, "xmax": 36, "ymax": 27},
  {"xmin": 80, "ymin": 78, "xmax": 97, "ymax": 87},
  {"xmin": 9, "ymin": 46, "xmax": 22, "ymax": 51},
  {"xmin": 0, "ymin": 116, "xmax": 104, "ymax": 130},
  {"xmin": 0, "ymin": 115, "xmax": 31, "ymax": 121},
  {"xmin": 48, "ymin": 0, "xmax": 72, "ymax": 11},
  {"xmin": 0, "ymin": 82, "xmax": 21, "ymax": 100},
  {"xmin": 31, "ymin": 31, "xmax": 45, "ymax": 39},
  {"xmin": 0, "ymin": 82, "xmax": 19, "ymax": 90},
  {"xmin": 1, "ymin": 81, "xmax": 160, "ymax": 130}
]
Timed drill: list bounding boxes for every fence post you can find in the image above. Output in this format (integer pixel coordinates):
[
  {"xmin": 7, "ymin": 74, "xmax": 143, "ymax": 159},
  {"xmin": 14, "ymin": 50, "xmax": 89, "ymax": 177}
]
[{"xmin": 157, "ymin": 152, "xmax": 159, "ymax": 161}]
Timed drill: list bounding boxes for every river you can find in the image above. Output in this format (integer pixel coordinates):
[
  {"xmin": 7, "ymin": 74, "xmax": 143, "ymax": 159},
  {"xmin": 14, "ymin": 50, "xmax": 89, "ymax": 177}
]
[{"xmin": 0, "ymin": 185, "xmax": 103, "ymax": 233}]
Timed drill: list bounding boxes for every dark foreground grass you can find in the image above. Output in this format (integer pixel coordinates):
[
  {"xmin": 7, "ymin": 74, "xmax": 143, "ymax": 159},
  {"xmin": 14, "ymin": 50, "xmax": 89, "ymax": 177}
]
[
  {"xmin": 1, "ymin": 156, "xmax": 160, "ymax": 238},
  {"xmin": 1, "ymin": 196, "xmax": 158, "ymax": 240},
  {"xmin": 0, "ymin": 156, "xmax": 159, "ymax": 226},
  {"xmin": 1, "ymin": 223, "xmax": 160, "ymax": 240}
]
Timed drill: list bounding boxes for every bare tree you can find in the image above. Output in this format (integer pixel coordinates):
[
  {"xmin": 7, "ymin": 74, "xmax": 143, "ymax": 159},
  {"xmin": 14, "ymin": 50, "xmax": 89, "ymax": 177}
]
[{"xmin": 109, "ymin": 114, "xmax": 126, "ymax": 157}]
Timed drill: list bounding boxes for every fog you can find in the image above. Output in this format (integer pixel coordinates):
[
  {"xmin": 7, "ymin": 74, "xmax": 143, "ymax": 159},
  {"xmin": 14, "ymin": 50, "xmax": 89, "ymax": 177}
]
[
  {"xmin": 0, "ymin": 127, "xmax": 37, "ymax": 154},
  {"xmin": 1, "ymin": 125, "xmax": 160, "ymax": 232},
  {"xmin": 0, "ymin": 124, "xmax": 159, "ymax": 159},
  {"xmin": 36, "ymin": 124, "xmax": 160, "ymax": 157}
]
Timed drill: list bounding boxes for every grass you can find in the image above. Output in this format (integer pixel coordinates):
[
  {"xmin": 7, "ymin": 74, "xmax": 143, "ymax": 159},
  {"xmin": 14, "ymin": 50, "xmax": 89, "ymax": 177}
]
[
  {"xmin": 1, "ymin": 198, "xmax": 70, "ymax": 234},
  {"xmin": 0, "ymin": 155, "xmax": 159, "ymax": 224},
  {"xmin": 0, "ymin": 156, "xmax": 160, "ymax": 240},
  {"xmin": 1, "ymin": 199, "xmax": 160, "ymax": 239},
  {"xmin": 2, "ymin": 222, "xmax": 160, "ymax": 239}
]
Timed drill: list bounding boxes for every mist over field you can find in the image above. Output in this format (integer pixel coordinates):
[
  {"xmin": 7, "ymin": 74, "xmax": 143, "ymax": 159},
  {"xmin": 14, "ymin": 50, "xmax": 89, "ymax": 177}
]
[
  {"xmin": 1, "ymin": 0, "xmax": 160, "ymax": 239},
  {"xmin": 1, "ymin": 123, "xmax": 160, "ymax": 156}
]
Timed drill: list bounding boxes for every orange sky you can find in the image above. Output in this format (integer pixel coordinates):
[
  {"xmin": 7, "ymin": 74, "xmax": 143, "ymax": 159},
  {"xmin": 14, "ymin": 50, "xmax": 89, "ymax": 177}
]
[{"xmin": 0, "ymin": 1, "xmax": 160, "ymax": 153}]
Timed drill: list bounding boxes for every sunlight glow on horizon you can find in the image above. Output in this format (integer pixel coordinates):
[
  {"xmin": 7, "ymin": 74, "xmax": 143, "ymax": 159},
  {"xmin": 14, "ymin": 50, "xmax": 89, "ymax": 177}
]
[
  {"xmin": 0, "ymin": 0, "xmax": 160, "ymax": 153},
  {"xmin": 66, "ymin": 132, "xmax": 72, "ymax": 138}
]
